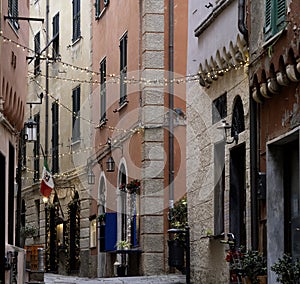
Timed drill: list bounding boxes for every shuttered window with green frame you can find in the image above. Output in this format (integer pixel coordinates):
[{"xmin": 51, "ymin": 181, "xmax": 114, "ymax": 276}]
[{"xmin": 264, "ymin": 0, "xmax": 286, "ymax": 40}]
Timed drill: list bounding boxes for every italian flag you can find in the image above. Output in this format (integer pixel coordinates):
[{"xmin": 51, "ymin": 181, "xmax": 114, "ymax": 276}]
[{"xmin": 40, "ymin": 159, "xmax": 54, "ymax": 198}]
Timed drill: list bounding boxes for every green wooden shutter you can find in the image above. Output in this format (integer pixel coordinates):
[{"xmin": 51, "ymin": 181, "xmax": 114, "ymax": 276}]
[
  {"xmin": 264, "ymin": 0, "xmax": 272, "ymax": 39},
  {"xmin": 276, "ymin": 0, "xmax": 286, "ymax": 32}
]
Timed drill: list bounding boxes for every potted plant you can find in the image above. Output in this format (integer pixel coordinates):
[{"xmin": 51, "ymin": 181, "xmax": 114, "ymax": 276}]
[
  {"xmin": 116, "ymin": 240, "xmax": 131, "ymax": 250},
  {"xmin": 271, "ymin": 254, "xmax": 300, "ymax": 284},
  {"xmin": 126, "ymin": 179, "xmax": 140, "ymax": 194},
  {"xmin": 21, "ymin": 224, "xmax": 38, "ymax": 239},
  {"xmin": 241, "ymin": 249, "xmax": 267, "ymax": 284},
  {"xmin": 168, "ymin": 197, "xmax": 187, "ymax": 269}
]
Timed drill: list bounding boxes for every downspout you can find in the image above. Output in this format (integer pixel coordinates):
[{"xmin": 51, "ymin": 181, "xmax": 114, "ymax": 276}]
[
  {"xmin": 250, "ymin": 94, "xmax": 258, "ymax": 249},
  {"xmin": 168, "ymin": 0, "xmax": 174, "ymax": 219},
  {"xmin": 45, "ymin": 0, "xmax": 49, "ymax": 162},
  {"xmin": 238, "ymin": 0, "xmax": 248, "ymax": 43},
  {"xmin": 239, "ymin": 0, "xmax": 258, "ymax": 248}
]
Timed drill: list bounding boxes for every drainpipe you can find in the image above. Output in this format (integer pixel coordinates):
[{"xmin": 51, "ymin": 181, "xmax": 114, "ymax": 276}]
[
  {"xmin": 250, "ymin": 94, "xmax": 258, "ymax": 249},
  {"xmin": 45, "ymin": 0, "xmax": 49, "ymax": 162},
  {"xmin": 238, "ymin": 0, "xmax": 248, "ymax": 43},
  {"xmin": 168, "ymin": 0, "xmax": 174, "ymax": 220}
]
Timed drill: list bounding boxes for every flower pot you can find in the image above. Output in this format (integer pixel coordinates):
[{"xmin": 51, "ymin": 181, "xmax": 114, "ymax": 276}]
[
  {"xmin": 168, "ymin": 239, "xmax": 184, "ymax": 268},
  {"xmin": 257, "ymin": 275, "xmax": 267, "ymax": 284},
  {"xmin": 117, "ymin": 265, "xmax": 126, "ymax": 277}
]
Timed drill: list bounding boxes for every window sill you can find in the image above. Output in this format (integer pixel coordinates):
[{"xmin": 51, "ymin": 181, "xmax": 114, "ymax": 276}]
[
  {"xmin": 95, "ymin": 118, "xmax": 107, "ymax": 129},
  {"xmin": 70, "ymin": 36, "xmax": 82, "ymax": 47},
  {"xmin": 7, "ymin": 22, "xmax": 19, "ymax": 37},
  {"xmin": 263, "ymin": 29, "xmax": 285, "ymax": 48},
  {"xmin": 95, "ymin": 7, "xmax": 108, "ymax": 20},
  {"xmin": 113, "ymin": 100, "xmax": 128, "ymax": 113},
  {"xmin": 71, "ymin": 138, "xmax": 81, "ymax": 146}
]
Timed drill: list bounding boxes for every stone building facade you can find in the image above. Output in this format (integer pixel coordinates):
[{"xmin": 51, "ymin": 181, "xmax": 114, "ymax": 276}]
[
  {"xmin": 248, "ymin": 0, "xmax": 300, "ymax": 282},
  {"xmin": 22, "ymin": 0, "xmax": 188, "ymax": 279},
  {"xmin": 24, "ymin": 0, "xmax": 93, "ymax": 277},
  {"xmin": 0, "ymin": 0, "xmax": 29, "ymax": 283},
  {"xmin": 186, "ymin": 0, "xmax": 250, "ymax": 282},
  {"xmin": 89, "ymin": 0, "xmax": 187, "ymax": 278}
]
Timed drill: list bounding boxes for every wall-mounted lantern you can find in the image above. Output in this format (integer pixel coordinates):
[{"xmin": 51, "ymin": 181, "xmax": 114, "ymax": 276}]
[
  {"xmin": 106, "ymin": 156, "xmax": 115, "ymax": 172},
  {"xmin": 24, "ymin": 117, "xmax": 38, "ymax": 142},
  {"xmin": 217, "ymin": 119, "xmax": 239, "ymax": 144}
]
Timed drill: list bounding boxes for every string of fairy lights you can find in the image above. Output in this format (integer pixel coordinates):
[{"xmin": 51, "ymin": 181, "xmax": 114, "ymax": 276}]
[
  {"xmin": 0, "ymin": 31, "xmax": 248, "ymax": 86},
  {"xmin": 1, "ymin": 31, "xmax": 248, "ymax": 182}
]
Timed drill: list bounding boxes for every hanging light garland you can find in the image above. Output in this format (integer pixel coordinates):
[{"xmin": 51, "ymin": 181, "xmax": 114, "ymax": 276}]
[{"xmin": 1, "ymin": 32, "xmax": 248, "ymax": 87}]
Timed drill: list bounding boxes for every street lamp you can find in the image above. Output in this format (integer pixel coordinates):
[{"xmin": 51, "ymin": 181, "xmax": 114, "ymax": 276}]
[
  {"xmin": 24, "ymin": 117, "xmax": 37, "ymax": 142},
  {"xmin": 106, "ymin": 156, "xmax": 115, "ymax": 172},
  {"xmin": 24, "ymin": 93, "xmax": 43, "ymax": 142},
  {"xmin": 87, "ymin": 167, "xmax": 95, "ymax": 185},
  {"xmin": 217, "ymin": 119, "xmax": 239, "ymax": 144}
]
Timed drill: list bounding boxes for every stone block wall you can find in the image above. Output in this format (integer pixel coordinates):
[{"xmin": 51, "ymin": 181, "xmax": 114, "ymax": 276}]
[{"xmin": 141, "ymin": 0, "xmax": 166, "ymax": 275}]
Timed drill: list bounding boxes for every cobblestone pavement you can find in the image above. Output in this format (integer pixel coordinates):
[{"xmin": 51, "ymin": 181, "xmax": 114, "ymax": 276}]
[{"xmin": 44, "ymin": 273, "xmax": 186, "ymax": 284}]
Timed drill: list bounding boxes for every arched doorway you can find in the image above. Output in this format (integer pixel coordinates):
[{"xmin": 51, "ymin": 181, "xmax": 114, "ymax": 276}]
[
  {"xmin": 98, "ymin": 175, "xmax": 106, "ymax": 277},
  {"xmin": 229, "ymin": 96, "xmax": 246, "ymax": 248}
]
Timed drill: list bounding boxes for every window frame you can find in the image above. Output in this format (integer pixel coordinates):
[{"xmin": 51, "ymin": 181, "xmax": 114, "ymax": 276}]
[
  {"xmin": 100, "ymin": 57, "xmax": 107, "ymax": 123},
  {"xmin": 52, "ymin": 12, "xmax": 59, "ymax": 58},
  {"xmin": 52, "ymin": 101, "xmax": 59, "ymax": 174},
  {"xmin": 72, "ymin": 0, "xmax": 81, "ymax": 42},
  {"xmin": 119, "ymin": 33, "xmax": 128, "ymax": 105},
  {"xmin": 72, "ymin": 86, "xmax": 81, "ymax": 143},
  {"xmin": 34, "ymin": 31, "xmax": 41, "ymax": 75},
  {"xmin": 214, "ymin": 141, "xmax": 225, "ymax": 236},
  {"xmin": 33, "ymin": 112, "xmax": 40, "ymax": 182},
  {"xmin": 264, "ymin": 0, "xmax": 286, "ymax": 41},
  {"xmin": 212, "ymin": 93, "xmax": 227, "ymax": 125},
  {"xmin": 8, "ymin": 0, "xmax": 19, "ymax": 30},
  {"xmin": 95, "ymin": 0, "xmax": 109, "ymax": 19}
]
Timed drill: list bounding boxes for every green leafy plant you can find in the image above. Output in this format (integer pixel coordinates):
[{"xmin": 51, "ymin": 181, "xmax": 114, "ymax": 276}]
[
  {"xmin": 116, "ymin": 240, "xmax": 131, "ymax": 250},
  {"xmin": 97, "ymin": 213, "xmax": 105, "ymax": 224},
  {"xmin": 126, "ymin": 179, "xmax": 140, "ymax": 194},
  {"xmin": 169, "ymin": 196, "xmax": 187, "ymax": 241},
  {"xmin": 169, "ymin": 196, "xmax": 187, "ymax": 229},
  {"xmin": 21, "ymin": 224, "xmax": 38, "ymax": 239},
  {"xmin": 241, "ymin": 249, "xmax": 267, "ymax": 284},
  {"xmin": 271, "ymin": 254, "xmax": 300, "ymax": 284}
]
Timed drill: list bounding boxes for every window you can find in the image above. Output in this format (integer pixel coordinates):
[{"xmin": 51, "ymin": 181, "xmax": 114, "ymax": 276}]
[
  {"xmin": 8, "ymin": 0, "xmax": 19, "ymax": 30},
  {"xmin": 95, "ymin": 0, "xmax": 109, "ymax": 18},
  {"xmin": 100, "ymin": 58, "xmax": 106, "ymax": 123},
  {"xmin": 52, "ymin": 13, "xmax": 59, "ymax": 58},
  {"xmin": 8, "ymin": 143, "xmax": 15, "ymax": 244},
  {"xmin": 212, "ymin": 93, "xmax": 227, "ymax": 124},
  {"xmin": 21, "ymin": 128, "xmax": 27, "ymax": 168},
  {"xmin": 72, "ymin": 0, "xmax": 81, "ymax": 42},
  {"xmin": 214, "ymin": 141, "xmax": 225, "ymax": 236},
  {"xmin": 35, "ymin": 199, "xmax": 40, "ymax": 236},
  {"xmin": 34, "ymin": 32, "xmax": 41, "ymax": 75},
  {"xmin": 90, "ymin": 218, "xmax": 97, "ymax": 248},
  {"xmin": 72, "ymin": 86, "xmax": 80, "ymax": 142},
  {"xmin": 33, "ymin": 113, "xmax": 40, "ymax": 182},
  {"xmin": 264, "ymin": 0, "xmax": 286, "ymax": 40},
  {"xmin": 119, "ymin": 33, "xmax": 128, "ymax": 105},
  {"xmin": 52, "ymin": 101, "xmax": 59, "ymax": 174},
  {"xmin": 231, "ymin": 96, "xmax": 245, "ymax": 137}
]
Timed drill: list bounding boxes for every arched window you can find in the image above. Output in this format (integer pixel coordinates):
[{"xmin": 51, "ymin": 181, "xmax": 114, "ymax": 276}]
[
  {"xmin": 231, "ymin": 95, "xmax": 245, "ymax": 137},
  {"xmin": 118, "ymin": 164, "xmax": 127, "ymax": 241},
  {"xmin": 98, "ymin": 176, "xmax": 106, "ymax": 215}
]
